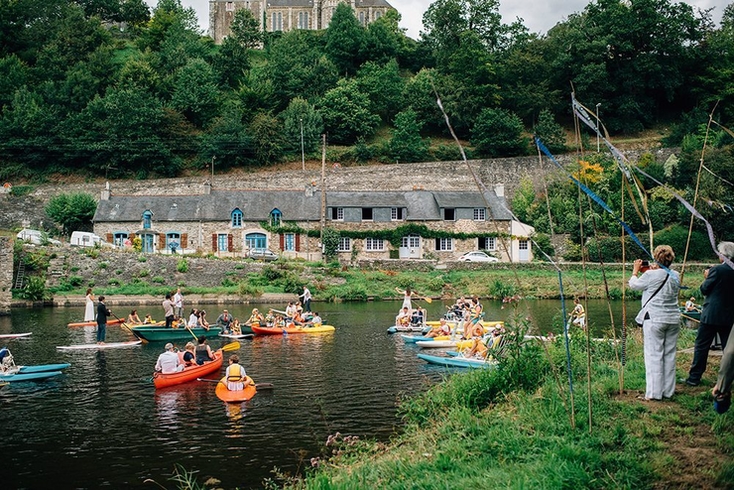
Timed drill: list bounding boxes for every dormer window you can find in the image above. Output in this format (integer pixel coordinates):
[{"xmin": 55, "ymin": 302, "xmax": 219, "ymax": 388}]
[
  {"xmin": 270, "ymin": 209, "xmax": 282, "ymax": 226},
  {"xmin": 142, "ymin": 210, "xmax": 152, "ymax": 229},
  {"xmin": 232, "ymin": 208, "xmax": 243, "ymax": 228}
]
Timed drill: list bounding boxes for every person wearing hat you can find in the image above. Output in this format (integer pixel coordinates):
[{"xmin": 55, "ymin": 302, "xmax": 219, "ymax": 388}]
[
  {"xmin": 155, "ymin": 343, "xmax": 183, "ymax": 374},
  {"xmin": 245, "ymin": 308, "xmax": 264, "ymax": 328}
]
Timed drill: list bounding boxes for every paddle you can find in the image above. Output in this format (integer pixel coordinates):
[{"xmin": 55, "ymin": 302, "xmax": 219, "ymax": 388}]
[
  {"xmin": 196, "ymin": 378, "xmax": 274, "ymax": 389},
  {"xmin": 222, "ymin": 342, "xmax": 240, "ymax": 351},
  {"xmin": 111, "ymin": 312, "xmax": 147, "ymax": 344},
  {"xmin": 271, "ymin": 309, "xmax": 288, "ymax": 315}
]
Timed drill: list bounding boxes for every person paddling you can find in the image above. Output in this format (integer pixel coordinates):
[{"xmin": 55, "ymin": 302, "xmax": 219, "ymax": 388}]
[
  {"xmin": 224, "ymin": 354, "xmax": 252, "ymax": 391},
  {"xmin": 96, "ymin": 296, "xmax": 111, "ymax": 345}
]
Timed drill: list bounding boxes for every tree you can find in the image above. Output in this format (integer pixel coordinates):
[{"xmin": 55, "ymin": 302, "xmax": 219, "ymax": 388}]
[
  {"xmin": 324, "ymin": 3, "xmax": 366, "ymax": 75},
  {"xmin": 230, "ymin": 8, "xmax": 262, "ymax": 49},
  {"xmin": 363, "ymin": 10, "xmax": 405, "ymax": 65},
  {"xmin": 533, "ymin": 109, "xmax": 567, "ymax": 154},
  {"xmin": 279, "ymin": 98, "xmax": 323, "ymax": 156},
  {"xmin": 355, "ymin": 60, "xmax": 405, "ymax": 122},
  {"xmin": 249, "ymin": 112, "xmax": 285, "ymax": 165},
  {"xmin": 170, "ymin": 58, "xmax": 220, "ymax": 127},
  {"xmin": 318, "ymin": 79, "xmax": 380, "ymax": 145},
  {"xmin": 471, "ymin": 108, "xmax": 529, "ymax": 157},
  {"xmin": 388, "ymin": 109, "xmax": 429, "ymax": 163},
  {"xmin": 199, "ymin": 100, "xmax": 256, "ymax": 169},
  {"xmin": 46, "ymin": 192, "xmax": 98, "ymax": 235}
]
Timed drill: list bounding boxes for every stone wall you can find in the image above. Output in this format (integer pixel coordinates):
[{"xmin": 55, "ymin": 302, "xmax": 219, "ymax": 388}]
[{"xmin": 0, "ymin": 237, "xmax": 11, "ymax": 314}]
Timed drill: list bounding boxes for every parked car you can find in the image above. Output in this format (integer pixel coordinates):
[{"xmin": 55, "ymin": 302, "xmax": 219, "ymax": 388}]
[
  {"xmin": 16, "ymin": 229, "xmax": 61, "ymax": 246},
  {"xmin": 459, "ymin": 251, "xmax": 499, "ymax": 262},
  {"xmin": 247, "ymin": 248, "xmax": 279, "ymax": 261}
]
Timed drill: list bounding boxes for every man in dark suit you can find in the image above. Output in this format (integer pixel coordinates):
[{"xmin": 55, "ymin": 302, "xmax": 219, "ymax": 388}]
[{"xmin": 685, "ymin": 241, "xmax": 734, "ymax": 386}]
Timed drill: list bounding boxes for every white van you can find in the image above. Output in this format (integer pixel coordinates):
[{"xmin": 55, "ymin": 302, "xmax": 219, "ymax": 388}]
[{"xmin": 70, "ymin": 231, "xmax": 108, "ymax": 247}]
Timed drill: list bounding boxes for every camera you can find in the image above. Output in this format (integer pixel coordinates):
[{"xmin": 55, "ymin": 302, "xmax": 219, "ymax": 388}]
[{"xmin": 640, "ymin": 260, "xmax": 650, "ymax": 273}]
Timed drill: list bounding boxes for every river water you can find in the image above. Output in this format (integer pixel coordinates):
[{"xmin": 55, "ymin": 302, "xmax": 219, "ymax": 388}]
[{"xmin": 0, "ymin": 299, "xmax": 629, "ymax": 489}]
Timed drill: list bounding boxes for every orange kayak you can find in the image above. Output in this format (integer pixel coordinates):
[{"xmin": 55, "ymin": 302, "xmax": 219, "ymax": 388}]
[
  {"xmin": 215, "ymin": 376, "xmax": 257, "ymax": 402},
  {"xmin": 251, "ymin": 324, "xmax": 335, "ymax": 335},
  {"xmin": 153, "ymin": 350, "xmax": 223, "ymax": 389},
  {"xmin": 67, "ymin": 318, "xmax": 124, "ymax": 328}
]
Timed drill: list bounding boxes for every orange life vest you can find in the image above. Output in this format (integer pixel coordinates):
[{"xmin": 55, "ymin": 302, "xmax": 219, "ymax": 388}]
[{"xmin": 227, "ymin": 363, "xmax": 243, "ymax": 382}]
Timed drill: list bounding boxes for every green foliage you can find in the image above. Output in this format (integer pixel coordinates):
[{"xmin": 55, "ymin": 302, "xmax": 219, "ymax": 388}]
[
  {"xmin": 388, "ymin": 109, "xmax": 430, "ymax": 163},
  {"xmin": 238, "ymin": 281, "xmax": 262, "ymax": 297},
  {"xmin": 170, "ymin": 58, "xmax": 221, "ymax": 128},
  {"xmin": 471, "ymin": 108, "xmax": 529, "ymax": 157},
  {"xmin": 250, "ymin": 112, "xmax": 285, "ymax": 165},
  {"xmin": 9, "ymin": 185, "xmax": 34, "ymax": 196},
  {"xmin": 137, "ymin": 254, "xmax": 147, "ymax": 262},
  {"xmin": 487, "ymin": 279, "xmax": 518, "ymax": 299},
  {"xmin": 319, "ymin": 79, "xmax": 381, "ymax": 145},
  {"xmin": 324, "ymin": 3, "xmax": 366, "ymax": 75},
  {"xmin": 176, "ymin": 257, "xmax": 189, "ymax": 273},
  {"xmin": 20, "ymin": 276, "xmax": 47, "ymax": 301},
  {"xmin": 262, "ymin": 265, "xmax": 285, "ymax": 281},
  {"xmin": 531, "ymin": 232, "xmax": 555, "ymax": 260},
  {"xmin": 533, "ymin": 109, "xmax": 567, "ymax": 154},
  {"xmin": 45, "ymin": 192, "xmax": 97, "ymax": 236},
  {"xmin": 279, "ymin": 98, "xmax": 323, "ymax": 156},
  {"xmin": 321, "ymin": 228, "xmax": 341, "ymax": 261},
  {"xmin": 654, "ymin": 225, "xmax": 712, "ymax": 262}
]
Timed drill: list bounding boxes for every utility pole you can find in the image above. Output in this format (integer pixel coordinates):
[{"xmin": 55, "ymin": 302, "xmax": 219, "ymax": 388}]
[
  {"xmin": 211, "ymin": 155, "xmax": 216, "ymax": 181},
  {"xmin": 320, "ymin": 134, "xmax": 326, "ymax": 240},
  {"xmin": 595, "ymin": 103, "xmax": 601, "ymax": 152},
  {"xmin": 300, "ymin": 118, "xmax": 305, "ymax": 171}
]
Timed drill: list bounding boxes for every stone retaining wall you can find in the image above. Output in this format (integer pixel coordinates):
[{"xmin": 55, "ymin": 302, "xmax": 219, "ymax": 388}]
[{"xmin": 0, "ymin": 237, "xmax": 11, "ymax": 315}]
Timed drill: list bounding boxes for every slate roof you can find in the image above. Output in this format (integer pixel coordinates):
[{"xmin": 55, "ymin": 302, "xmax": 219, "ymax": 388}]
[
  {"xmin": 93, "ymin": 189, "xmax": 512, "ymax": 222},
  {"xmin": 94, "ymin": 190, "xmax": 321, "ymax": 222}
]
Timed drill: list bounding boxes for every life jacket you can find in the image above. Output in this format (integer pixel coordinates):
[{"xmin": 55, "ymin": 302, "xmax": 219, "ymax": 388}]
[{"xmin": 227, "ymin": 363, "xmax": 243, "ymax": 382}]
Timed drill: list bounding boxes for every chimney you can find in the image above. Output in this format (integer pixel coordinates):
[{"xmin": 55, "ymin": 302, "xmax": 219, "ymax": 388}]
[
  {"xmin": 101, "ymin": 181, "xmax": 111, "ymax": 201},
  {"xmin": 494, "ymin": 183, "xmax": 505, "ymax": 198},
  {"xmin": 305, "ymin": 182, "xmax": 316, "ymax": 197},
  {"xmin": 203, "ymin": 180, "xmax": 211, "ymax": 195}
]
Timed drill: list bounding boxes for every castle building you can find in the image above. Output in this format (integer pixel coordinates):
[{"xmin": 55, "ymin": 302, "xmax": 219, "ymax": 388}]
[{"xmin": 209, "ymin": 0, "xmax": 396, "ymax": 44}]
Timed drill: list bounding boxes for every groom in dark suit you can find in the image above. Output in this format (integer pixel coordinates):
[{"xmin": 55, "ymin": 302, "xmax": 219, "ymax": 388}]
[{"xmin": 685, "ymin": 242, "xmax": 734, "ymax": 386}]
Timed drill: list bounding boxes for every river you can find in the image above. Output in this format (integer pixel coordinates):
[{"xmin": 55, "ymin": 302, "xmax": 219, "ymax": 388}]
[{"xmin": 0, "ymin": 299, "xmax": 631, "ymax": 489}]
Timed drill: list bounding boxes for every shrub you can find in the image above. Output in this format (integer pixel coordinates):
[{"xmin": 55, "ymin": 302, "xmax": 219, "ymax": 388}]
[
  {"xmin": 487, "ymin": 279, "xmax": 518, "ymax": 300},
  {"xmin": 108, "ymin": 279, "xmax": 121, "ymax": 286},
  {"xmin": 137, "ymin": 269, "xmax": 150, "ymax": 277},
  {"xmin": 262, "ymin": 266, "xmax": 284, "ymax": 281},
  {"xmin": 177, "ymin": 257, "xmax": 189, "ymax": 273},
  {"xmin": 67, "ymin": 276, "xmax": 84, "ymax": 287},
  {"xmin": 152, "ymin": 276, "xmax": 165, "ymax": 284},
  {"xmin": 471, "ymin": 108, "xmax": 529, "ymax": 157},
  {"xmin": 221, "ymin": 277, "xmax": 238, "ymax": 287},
  {"xmin": 137, "ymin": 255, "xmax": 147, "ymax": 262},
  {"xmin": 238, "ymin": 282, "xmax": 262, "ymax": 297},
  {"xmin": 21, "ymin": 276, "xmax": 47, "ymax": 301},
  {"xmin": 98, "ymin": 262, "xmax": 108, "ymax": 269},
  {"xmin": 84, "ymin": 248, "xmax": 100, "ymax": 259}
]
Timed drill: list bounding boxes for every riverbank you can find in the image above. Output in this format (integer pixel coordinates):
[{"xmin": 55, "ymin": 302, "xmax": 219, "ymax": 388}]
[{"xmin": 278, "ymin": 327, "xmax": 733, "ymax": 489}]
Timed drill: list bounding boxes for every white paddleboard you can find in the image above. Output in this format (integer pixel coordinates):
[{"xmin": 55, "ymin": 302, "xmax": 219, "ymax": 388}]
[
  {"xmin": 56, "ymin": 340, "xmax": 143, "ymax": 350},
  {"xmin": 0, "ymin": 332, "xmax": 32, "ymax": 339},
  {"xmin": 218, "ymin": 333, "xmax": 254, "ymax": 340}
]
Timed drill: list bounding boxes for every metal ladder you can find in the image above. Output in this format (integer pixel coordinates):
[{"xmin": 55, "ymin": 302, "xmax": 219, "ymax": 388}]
[{"xmin": 14, "ymin": 260, "xmax": 25, "ymax": 289}]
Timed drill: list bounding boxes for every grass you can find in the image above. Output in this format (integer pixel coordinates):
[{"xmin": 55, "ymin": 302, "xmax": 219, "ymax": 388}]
[{"xmin": 274, "ymin": 320, "xmax": 733, "ymax": 490}]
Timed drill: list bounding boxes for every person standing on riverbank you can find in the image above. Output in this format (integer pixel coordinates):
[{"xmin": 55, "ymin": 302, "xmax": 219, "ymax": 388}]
[
  {"xmin": 162, "ymin": 293, "xmax": 174, "ymax": 328},
  {"xmin": 684, "ymin": 241, "xmax": 734, "ymax": 387},
  {"xmin": 173, "ymin": 288, "xmax": 184, "ymax": 319},
  {"xmin": 629, "ymin": 245, "xmax": 681, "ymax": 401},
  {"xmin": 96, "ymin": 296, "xmax": 111, "ymax": 344},
  {"xmin": 713, "ymin": 333, "xmax": 734, "ymax": 413}
]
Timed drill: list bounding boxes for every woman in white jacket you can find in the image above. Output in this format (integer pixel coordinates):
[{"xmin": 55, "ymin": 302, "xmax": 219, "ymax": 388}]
[{"xmin": 628, "ymin": 245, "xmax": 681, "ymax": 401}]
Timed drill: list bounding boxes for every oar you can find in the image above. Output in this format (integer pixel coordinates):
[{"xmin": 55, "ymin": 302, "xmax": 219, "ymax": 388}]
[
  {"xmin": 196, "ymin": 378, "xmax": 274, "ymax": 389},
  {"xmin": 111, "ymin": 312, "xmax": 147, "ymax": 344},
  {"xmin": 222, "ymin": 341, "xmax": 240, "ymax": 351},
  {"xmin": 185, "ymin": 326, "xmax": 200, "ymax": 342},
  {"xmin": 271, "ymin": 309, "xmax": 288, "ymax": 315}
]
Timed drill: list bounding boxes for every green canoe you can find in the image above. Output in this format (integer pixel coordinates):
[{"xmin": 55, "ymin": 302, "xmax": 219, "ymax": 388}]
[{"xmin": 131, "ymin": 325, "xmax": 222, "ymax": 342}]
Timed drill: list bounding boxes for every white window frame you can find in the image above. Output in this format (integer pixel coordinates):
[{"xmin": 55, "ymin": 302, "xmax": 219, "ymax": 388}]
[
  {"xmin": 485, "ymin": 236, "xmax": 496, "ymax": 251},
  {"xmin": 226, "ymin": 1, "xmax": 234, "ymax": 11},
  {"xmin": 473, "ymin": 208, "xmax": 486, "ymax": 221},
  {"xmin": 365, "ymin": 238, "xmax": 384, "ymax": 251},
  {"xmin": 284, "ymin": 233, "xmax": 295, "ymax": 251},
  {"xmin": 334, "ymin": 207, "xmax": 344, "ymax": 221},
  {"xmin": 436, "ymin": 238, "xmax": 453, "ymax": 251},
  {"xmin": 391, "ymin": 207, "xmax": 403, "ymax": 221},
  {"xmin": 337, "ymin": 237, "xmax": 351, "ymax": 252},
  {"xmin": 401, "ymin": 235, "xmax": 420, "ymax": 248}
]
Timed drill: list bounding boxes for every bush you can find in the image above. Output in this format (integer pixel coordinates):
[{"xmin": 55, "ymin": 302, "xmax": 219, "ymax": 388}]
[
  {"xmin": 108, "ymin": 279, "xmax": 121, "ymax": 286},
  {"xmin": 137, "ymin": 255, "xmax": 147, "ymax": 262},
  {"xmin": 262, "ymin": 266, "xmax": 284, "ymax": 281},
  {"xmin": 152, "ymin": 276, "xmax": 165, "ymax": 284},
  {"xmin": 531, "ymin": 233, "xmax": 555, "ymax": 260},
  {"xmin": 21, "ymin": 276, "xmax": 47, "ymax": 301},
  {"xmin": 177, "ymin": 257, "xmax": 189, "ymax": 273},
  {"xmin": 471, "ymin": 108, "xmax": 529, "ymax": 157},
  {"xmin": 137, "ymin": 269, "xmax": 150, "ymax": 278},
  {"xmin": 238, "ymin": 282, "xmax": 262, "ymax": 297},
  {"xmin": 654, "ymin": 225, "xmax": 711, "ymax": 261}
]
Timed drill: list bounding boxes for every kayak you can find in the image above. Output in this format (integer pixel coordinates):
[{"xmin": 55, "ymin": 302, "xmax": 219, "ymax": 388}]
[
  {"xmin": 0, "ymin": 371, "xmax": 64, "ymax": 382},
  {"xmin": 401, "ymin": 334, "xmax": 452, "ymax": 343},
  {"xmin": 56, "ymin": 340, "xmax": 142, "ymax": 350},
  {"xmin": 16, "ymin": 363, "xmax": 71, "ymax": 374},
  {"xmin": 67, "ymin": 318, "xmax": 124, "ymax": 328},
  {"xmin": 218, "ymin": 333, "xmax": 254, "ymax": 340},
  {"xmin": 417, "ymin": 353, "xmax": 497, "ymax": 369},
  {"xmin": 153, "ymin": 350, "xmax": 223, "ymax": 389},
  {"xmin": 215, "ymin": 376, "xmax": 257, "ymax": 403},
  {"xmin": 251, "ymin": 325, "xmax": 335, "ymax": 335},
  {"xmin": 130, "ymin": 326, "xmax": 222, "ymax": 342},
  {"xmin": 0, "ymin": 332, "xmax": 32, "ymax": 339}
]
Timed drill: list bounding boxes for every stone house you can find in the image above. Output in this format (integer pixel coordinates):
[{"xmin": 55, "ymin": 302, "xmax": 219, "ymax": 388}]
[
  {"xmin": 209, "ymin": 0, "xmax": 395, "ymax": 44},
  {"xmin": 92, "ymin": 182, "xmax": 535, "ymax": 262}
]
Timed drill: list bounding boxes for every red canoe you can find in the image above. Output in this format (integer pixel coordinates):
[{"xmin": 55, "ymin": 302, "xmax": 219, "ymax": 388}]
[
  {"xmin": 215, "ymin": 376, "xmax": 257, "ymax": 403},
  {"xmin": 153, "ymin": 350, "xmax": 223, "ymax": 389},
  {"xmin": 67, "ymin": 318, "xmax": 124, "ymax": 328}
]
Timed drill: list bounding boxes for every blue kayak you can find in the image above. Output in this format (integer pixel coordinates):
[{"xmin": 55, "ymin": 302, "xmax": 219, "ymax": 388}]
[
  {"xmin": 401, "ymin": 334, "xmax": 434, "ymax": 343},
  {"xmin": 17, "ymin": 363, "xmax": 71, "ymax": 374},
  {"xmin": 387, "ymin": 325, "xmax": 425, "ymax": 334},
  {"xmin": 417, "ymin": 353, "xmax": 496, "ymax": 369},
  {"xmin": 0, "ymin": 371, "xmax": 64, "ymax": 382}
]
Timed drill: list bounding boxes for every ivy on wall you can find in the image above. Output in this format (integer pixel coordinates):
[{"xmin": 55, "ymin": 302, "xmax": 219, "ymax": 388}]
[{"xmin": 262, "ymin": 222, "xmax": 520, "ymax": 248}]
